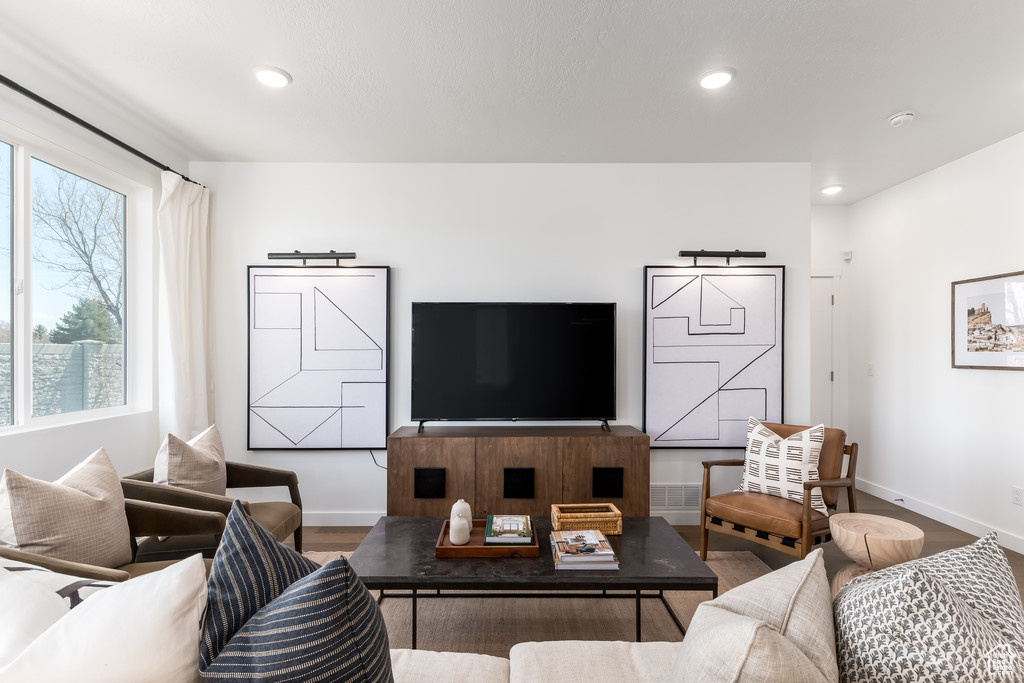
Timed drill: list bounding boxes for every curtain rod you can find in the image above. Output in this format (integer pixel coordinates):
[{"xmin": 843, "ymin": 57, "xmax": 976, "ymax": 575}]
[{"xmin": 0, "ymin": 73, "xmax": 203, "ymax": 187}]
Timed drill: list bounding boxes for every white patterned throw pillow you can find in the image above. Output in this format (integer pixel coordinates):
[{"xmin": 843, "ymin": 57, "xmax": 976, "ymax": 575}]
[{"xmin": 736, "ymin": 418, "xmax": 828, "ymax": 516}]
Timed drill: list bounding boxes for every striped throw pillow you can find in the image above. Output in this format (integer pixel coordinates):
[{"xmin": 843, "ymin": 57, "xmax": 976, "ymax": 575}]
[
  {"xmin": 200, "ymin": 557, "xmax": 393, "ymax": 682},
  {"xmin": 200, "ymin": 500, "xmax": 319, "ymax": 667},
  {"xmin": 736, "ymin": 418, "xmax": 828, "ymax": 516}
]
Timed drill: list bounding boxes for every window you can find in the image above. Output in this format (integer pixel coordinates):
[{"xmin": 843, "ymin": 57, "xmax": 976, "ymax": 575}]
[
  {"xmin": 1, "ymin": 134, "xmax": 130, "ymax": 427},
  {"xmin": 1, "ymin": 142, "xmax": 11, "ymax": 426}
]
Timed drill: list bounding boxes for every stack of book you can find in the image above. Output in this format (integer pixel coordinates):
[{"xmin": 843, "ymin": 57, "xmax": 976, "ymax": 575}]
[
  {"xmin": 549, "ymin": 529, "xmax": 619, "ymax": 570},
  {"xmin": 484, "ymin": 514, "xmax": 533, "ymax": 544}
]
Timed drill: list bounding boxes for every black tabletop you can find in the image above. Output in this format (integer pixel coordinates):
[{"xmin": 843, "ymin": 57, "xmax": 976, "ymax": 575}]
[{"xmin": 349, "ymin": 516, "xmax": 718, "ymax": 592}]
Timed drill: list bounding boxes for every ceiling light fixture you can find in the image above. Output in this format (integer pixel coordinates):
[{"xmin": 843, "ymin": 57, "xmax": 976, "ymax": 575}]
[
  {"xmin": 253, "ymin": 66, "xmax": 292, "ymax": 88},
  {"xmin": 888, "ymin": 110, "xmax": 916, "ymax": 128},
  {"xmin": 699, "ymin": 67, "xmax": 736, "ymax": 89},
  {"xmin": 820, "ymin": 184, "xmax": 845, "ymax": 196}
]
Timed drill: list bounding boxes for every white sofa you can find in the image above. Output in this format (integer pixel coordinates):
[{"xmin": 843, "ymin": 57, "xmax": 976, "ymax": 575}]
[{"xmin": 391, "ymin": 640, "xmax": 680, "ymax": 683}]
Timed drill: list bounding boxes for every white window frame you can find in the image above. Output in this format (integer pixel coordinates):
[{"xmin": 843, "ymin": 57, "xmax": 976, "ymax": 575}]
[{"xmin": 1, "ymin": 122, "xmax": 152, "ymax": 432}]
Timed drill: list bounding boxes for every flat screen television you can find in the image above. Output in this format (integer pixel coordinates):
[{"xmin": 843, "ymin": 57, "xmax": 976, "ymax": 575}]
[{"xmin": 411, "ymin": 302, "xmax": 616, "ymax": 425}]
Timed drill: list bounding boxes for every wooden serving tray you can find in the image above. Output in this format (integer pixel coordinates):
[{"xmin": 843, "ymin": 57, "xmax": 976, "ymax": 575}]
[{"xmin": 435, "ymin": 519, "xmax": 540, "ymax": 558}]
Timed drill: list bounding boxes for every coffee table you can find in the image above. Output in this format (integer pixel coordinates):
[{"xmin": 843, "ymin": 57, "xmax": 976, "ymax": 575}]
[{"xmin": 348, "ymin": 515, "xmax": 718, "ymax": 648}]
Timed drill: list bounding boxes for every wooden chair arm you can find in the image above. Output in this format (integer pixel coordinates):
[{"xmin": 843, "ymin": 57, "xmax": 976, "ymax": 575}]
[
  {"xmin": 804, "ymin": 477, "xmax": 854, "ymax": 490},
  {"xmin": 124, "ymin": 499, "xmax": 226, "ymax": 538},
  {"xmin": 121, "ymin": 478, "xmax": 249, "ymax": 516},
  {"xmin": 121, "ymin": 467, "xmax": 156, "ymax": 482},
  {"xmin": 0, "ymin": 546, "xmax": 131, "ymax": 582},
  {"xmin": 701, "ymin": 459, "xmax": 746, "ymax": 469},
  {"xmin": 226, "ymin": 462, "xmax": 302, "ymax": 510}
]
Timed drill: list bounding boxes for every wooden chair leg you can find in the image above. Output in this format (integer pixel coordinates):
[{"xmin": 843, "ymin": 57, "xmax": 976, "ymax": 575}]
[
  {"xmin": 699, "ymin": 516, "xmax": 709, "ymax": 560},
  {"xmin": 293, "ymin": 526, "xmax": 303, "ymax": 553}
]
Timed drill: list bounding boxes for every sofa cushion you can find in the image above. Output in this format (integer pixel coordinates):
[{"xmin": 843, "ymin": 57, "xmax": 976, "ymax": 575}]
[
  {"xmin": 200, "ymin": 499, "xmax": 319, "ymax": 666},
  {"xmin": 0, "ymin": 448, "xmax": 133, "ymax": 568},
  {"xmin": 154, "ymin": 424, "xmax": 227, "ymax": 495},
  {"xmin": 673, "ymin": 547, "xmax": 837, "ymax": 682},
  {"xmin": 391, "ymin": 649, "xmax": 510, "ymax": 683},
  {"xmin": 0, "ymin": 553, "xmax": 207, "ymax": 683},
  {"xmin": 834, "ymin": 532, "xmax": 1024, "ymax": 682},
  {"xmin": 737, "ymin": 418, "xmax": 828, "ymax": 516},
  {"xmin": 201, "ymin": 556, "xmax": 393, "ymax": 682},
  {"xmin": 510, "ymin": 640, "xmax": 680, "ymax": 683}
]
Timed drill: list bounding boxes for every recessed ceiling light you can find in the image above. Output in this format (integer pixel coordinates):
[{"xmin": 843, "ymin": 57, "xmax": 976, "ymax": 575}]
[
  {"xmin": 820, "ymin": 184, "xmax": 845, "ymax": 196},
  {"xmin": 699, "ymin": 67, "xmax": 736, "ymax": 89},
  {"xmin": 887, "ymin": 110, "xmax": 916, "ymax": 128},
  {"xmin": 253, "ymin": 66, "xmax": 292, "ymax": 88}
]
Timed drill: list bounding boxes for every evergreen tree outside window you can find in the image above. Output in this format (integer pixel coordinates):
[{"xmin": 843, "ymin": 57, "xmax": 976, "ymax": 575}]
[{"xmin": 31, "ymin": 158, "xmax": 126, "ymax": 417}]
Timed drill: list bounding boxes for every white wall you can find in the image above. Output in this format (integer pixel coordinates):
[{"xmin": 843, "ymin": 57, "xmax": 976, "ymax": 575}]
[
  {"xmin": 192, "ymin": 162, "xmax": 812, "ymax": 524},
  {"xmin": 845, "ymin": 131, "xmax": 1024, "ymax": 552}
]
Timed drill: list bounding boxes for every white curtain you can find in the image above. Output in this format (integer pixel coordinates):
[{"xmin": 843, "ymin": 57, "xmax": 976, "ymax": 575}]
[{"xmin": 157, "ymin": 171, "xmax": 213, "ymax": 439}]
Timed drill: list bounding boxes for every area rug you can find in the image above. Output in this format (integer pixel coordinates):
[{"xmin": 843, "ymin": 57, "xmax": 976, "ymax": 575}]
[{"xmin": 303, "ymin": 550, "xmax": 770, "ymax": 657}]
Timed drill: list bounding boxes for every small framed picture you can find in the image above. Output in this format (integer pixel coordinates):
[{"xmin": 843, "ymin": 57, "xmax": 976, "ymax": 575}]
[{"xmin": 951, "ymin": 269, "xmax": 1024, "ymax": 370}]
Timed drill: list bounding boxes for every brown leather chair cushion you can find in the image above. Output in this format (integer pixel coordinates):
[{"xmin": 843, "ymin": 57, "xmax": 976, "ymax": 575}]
[
  {"xmin": 705, "ymin": 491, "xmax": 831, "ymax": 539},
  {"xmin": 250, "ymin": 501, "xmax": 302, "ymax": 542}
]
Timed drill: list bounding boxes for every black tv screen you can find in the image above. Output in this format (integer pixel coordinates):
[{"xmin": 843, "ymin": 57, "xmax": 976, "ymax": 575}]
[{"xmin": 411, "ymin": 302, "xmax": 616, "ymax": 423}]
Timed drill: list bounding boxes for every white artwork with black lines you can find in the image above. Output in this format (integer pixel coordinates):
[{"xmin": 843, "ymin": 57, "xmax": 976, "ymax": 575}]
[
  {"xmin": 248, "ymin": 266, "xmax": 389, "ymax": 449},
  {"xmin": 643, "ymin": 265, "xmax": 784, "ymax": 448}
]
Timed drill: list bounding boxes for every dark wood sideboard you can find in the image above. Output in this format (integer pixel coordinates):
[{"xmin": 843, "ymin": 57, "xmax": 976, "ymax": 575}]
[{"xmin": 386, "ymin": 425, "xmax": 650, "ymax": 517}]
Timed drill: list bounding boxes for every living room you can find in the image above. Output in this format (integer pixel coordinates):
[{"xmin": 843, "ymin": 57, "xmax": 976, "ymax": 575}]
[{"xmin": 2, "ymin": 3, "xmax": 1024, "ymax": 681}]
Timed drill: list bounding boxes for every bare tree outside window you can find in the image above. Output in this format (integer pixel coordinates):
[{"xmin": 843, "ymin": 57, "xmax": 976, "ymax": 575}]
[
  {"xmin": 30, "ymin": 158, "xmax": 126, "ymax": 417},
  {"xmin": 32, "ymin": 160, "xmax": 125, "ymax": 330}
]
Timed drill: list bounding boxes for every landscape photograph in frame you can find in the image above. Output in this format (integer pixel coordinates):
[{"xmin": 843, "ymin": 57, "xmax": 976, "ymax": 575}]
[{"xmin": 952, "ymin": 269, "xmax": 1024, "ymax": 370}]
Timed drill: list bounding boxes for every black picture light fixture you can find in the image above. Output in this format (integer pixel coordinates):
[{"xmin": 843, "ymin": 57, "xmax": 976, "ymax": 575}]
[
  {"xmin": 678, "ymin": 249, "xmax": 767, "ymax": 266},
  {"xmin": 267, "ymin": 250, "xmax": 357, "ymax": 266}
]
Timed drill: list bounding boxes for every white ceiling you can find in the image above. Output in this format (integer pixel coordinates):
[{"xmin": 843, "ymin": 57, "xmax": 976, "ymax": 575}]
[{"xmin": 2, "ymin": 0, "xmax": 1023, "ymax": 204}]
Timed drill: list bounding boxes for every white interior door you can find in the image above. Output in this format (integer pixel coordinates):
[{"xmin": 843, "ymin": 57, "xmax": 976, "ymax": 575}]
[{"xmin": 809, "ymin": 277, "xmax": 836, "ymax": 426}]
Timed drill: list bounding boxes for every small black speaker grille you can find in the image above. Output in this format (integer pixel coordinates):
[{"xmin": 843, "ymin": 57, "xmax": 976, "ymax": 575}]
[
  {"xmin": 414, "ymin": 467, "xmax": 446, "ymax": 499},
  {"xmin": 592, "ymin": 467, "xmax": 624, "ymax": 498},
  {"xmin": 503, "ymin": 467, "xmax": 535, "ymax": 499}
]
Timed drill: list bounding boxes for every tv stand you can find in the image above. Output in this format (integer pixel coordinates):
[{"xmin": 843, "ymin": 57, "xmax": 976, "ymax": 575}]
[
  {"xmin": 417, "ymin": 419, "xmax": 612, "ymax": 434},
  {"xmin": 387, "ymin": 425, "xmax": 650, "ymax": 517}
]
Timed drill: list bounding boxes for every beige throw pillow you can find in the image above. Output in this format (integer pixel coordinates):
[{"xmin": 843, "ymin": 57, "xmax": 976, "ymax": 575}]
[
  {"xmin": 0, "ymin": 448, "xmax": 133, "ymax": 569},
  {"xmin": 737, "ymin": 417, "xmax": 828, "ymax": 516},
  {"xmin": 154, "ymin": 424, "xmax": 227, "ymax": 495},
  {"xmin": 672, "ymin": 548, "xmax": 838, "ymax": 682}
]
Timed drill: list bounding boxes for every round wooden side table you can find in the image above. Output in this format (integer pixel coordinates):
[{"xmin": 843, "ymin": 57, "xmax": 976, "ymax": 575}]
[{"xmin": 829, "ymin": 512, "xmax": 925, "ymax": 597}]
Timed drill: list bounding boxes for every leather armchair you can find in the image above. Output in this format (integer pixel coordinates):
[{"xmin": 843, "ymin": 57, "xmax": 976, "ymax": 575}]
[
  {"xmin": 0, "ymin": 498, "xmax": 224, "ymax": 581},
  {"xmin": 699, "ymin": 423, "xmax": 858, "ymax": 560},
  {"xmin": 121, "ymin": 461, "xmax": 303, "ymax": 562}
]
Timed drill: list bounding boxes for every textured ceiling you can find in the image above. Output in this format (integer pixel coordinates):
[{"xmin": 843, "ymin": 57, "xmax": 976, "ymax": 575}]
[{"xmin": 1, "ymin": 0, "xmax": 1023, "ymax": 204}]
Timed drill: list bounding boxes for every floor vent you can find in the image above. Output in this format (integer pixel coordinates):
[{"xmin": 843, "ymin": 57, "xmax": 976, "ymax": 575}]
[{"xmin": 650, "ymin": 483, "xmax": 701, "ymax": 510}]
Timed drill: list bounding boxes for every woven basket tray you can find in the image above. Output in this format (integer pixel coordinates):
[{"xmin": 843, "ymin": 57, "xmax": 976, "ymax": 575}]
[{"xmin": 550, "ymin": 503, "xmax": 622, "ymax": 535}]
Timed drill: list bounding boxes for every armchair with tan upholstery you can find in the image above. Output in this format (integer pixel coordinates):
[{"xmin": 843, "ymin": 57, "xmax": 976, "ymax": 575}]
[
  {"xmin": 0, "ymin": 498, "xmax": 225, "ymax": 581},
  {"xmin": 121, "ymin": 461, "xmax": 303, "ymax": 562},
  {"xmin": 699, "ymin": 422, "xmax": 858, "ymax": 560}
]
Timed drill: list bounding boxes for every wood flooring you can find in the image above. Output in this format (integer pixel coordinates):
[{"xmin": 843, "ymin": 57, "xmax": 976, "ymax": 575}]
[{"xmin": 303, "ymin": 489, "xmax": 1024, "ymax": 593}]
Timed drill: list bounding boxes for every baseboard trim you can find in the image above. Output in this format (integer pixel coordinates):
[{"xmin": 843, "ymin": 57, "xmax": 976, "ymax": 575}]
[
  {"xmin": 857, "ymin": 478, "xmax": 1024, "ymax": 556},
  {"xmin": 653, "ymin": 510, "xmax": 701, "ymax": 526},
  {"xmin": 303, "ymin": 510, "xmax": 703, "ymax": 527}
]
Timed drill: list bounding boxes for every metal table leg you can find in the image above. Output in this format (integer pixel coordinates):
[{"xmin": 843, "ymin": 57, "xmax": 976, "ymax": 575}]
[
  {"xmin": 412, "ymin": 588, "xmax": 418, "ymax": 649},
  {"xmin": 635, "ymin": 589, "xmax": 642, "ymax": 641}
]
